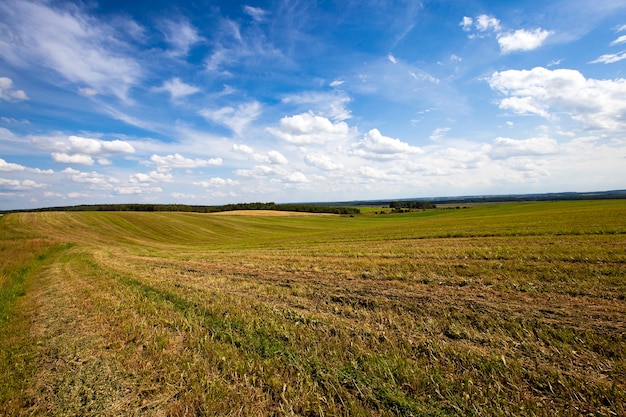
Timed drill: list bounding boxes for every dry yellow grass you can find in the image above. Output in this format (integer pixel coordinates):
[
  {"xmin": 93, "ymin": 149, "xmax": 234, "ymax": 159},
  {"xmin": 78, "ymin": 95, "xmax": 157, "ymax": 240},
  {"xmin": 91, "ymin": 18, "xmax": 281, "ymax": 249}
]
[{"xmin": 1, "ymin": 201, "xmax": 625, "ymax": 416}]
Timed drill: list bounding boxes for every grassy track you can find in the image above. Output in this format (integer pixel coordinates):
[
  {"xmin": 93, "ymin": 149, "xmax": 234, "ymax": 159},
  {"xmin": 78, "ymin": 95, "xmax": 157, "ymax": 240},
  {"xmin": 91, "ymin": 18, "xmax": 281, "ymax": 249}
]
[{"xmin": 1, "ymin": 201, "xmax": 625, "ymax": 416}]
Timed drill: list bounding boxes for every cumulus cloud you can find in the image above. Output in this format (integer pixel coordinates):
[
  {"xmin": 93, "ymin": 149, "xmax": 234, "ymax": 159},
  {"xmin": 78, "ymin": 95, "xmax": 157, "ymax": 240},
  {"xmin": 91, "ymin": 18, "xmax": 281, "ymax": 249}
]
[
  {"xmin": 233, "ymin": 144, "xmax": 254, "ymax": 155},
  {"xmin": 194, "ymin": 177, "xmax": 239, "ymax": 187},
  {"xmin": 52, "ymin": 153, "xmax": 94, "ymax": 165},
  {"xmin": 150, "ymin": 153, "xmax": 223, "ymax": 169},
  {"xmin": 233, "ymin": 164, "xmax": 308, "ymax": 183},
  {"xmin": 116, "ymin": 185, "xmax": 162, "ymax": 195},
  {"xmin": 488, "ymin": 67, "xmax": 626, "ymax": 131},
  {"xmin": 266, "ymin": 150, "xmax": 288, "ymax": 165},
  {"xmin": 67, "ymin": 135, "xmax": 135, "ymax": 155},
  {"xmin": 233, "ymin": 144, "xmax": 287, "ymax": 165},
  {"xmin": 199, "ymin": 101, "xmax": 261, "ymax": 135},
  {"xmin": 350, "ymin": 129, "xmax": 422, "ymax": 160},
  {"xmin": 267, "ymin": 112, "xmax": 355, "ymax": 145},
  {"xmin": 0, "ymin": 0, "xmax": 142, "ymax": 100},
  {"xmin": 498, "ymin": 28, "xmax": 553, "ymax": 53},
  {"xmin": 48, "ymin": 135, "xmax": 134, "ymax": 165},
  {"xmin": 488, "ymin": 137, "xmax": 560, "ymax": 159},
  {"xmin": 130, "ymin": 170, "xmax": 173, "ymax": 184},
  {"xmin": 61, "ymin": 167, "xmax": 117, "ymax": 188},
  {"xmin": 0, "ymin": 77, "xmax": 28, "ymax": 101},
  {"xmin": 460, "ymin": 14, "xmax": 551, "ymax": 53},
  {"xmin": 304, "ymin": 154, "xmax": 344, "ymax": 171},
  {"xmin": 460, "ymin": 14, "xmax": 500, "ymax": 33},
  {"xmin": 0, "ymin": 178, "xmax": 46, "ymax": 190},
  {"xmin": 0, "ymin": 158, "xmax": 53, "ymax": 174},
  {"xmin": 0, "ymin": 158, "xmax": 26, "ymax": 172},
  {"xmin": 153, "ymin": 77, "xmax": 200, "ymax": 99}
]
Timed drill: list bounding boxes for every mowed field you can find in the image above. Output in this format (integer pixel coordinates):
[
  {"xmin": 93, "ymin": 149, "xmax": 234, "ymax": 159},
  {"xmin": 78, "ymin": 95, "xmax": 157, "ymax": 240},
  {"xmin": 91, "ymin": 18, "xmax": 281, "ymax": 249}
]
[{"xmin": 1, "ymin": 201, "xmax": 625, "ymax": 416}]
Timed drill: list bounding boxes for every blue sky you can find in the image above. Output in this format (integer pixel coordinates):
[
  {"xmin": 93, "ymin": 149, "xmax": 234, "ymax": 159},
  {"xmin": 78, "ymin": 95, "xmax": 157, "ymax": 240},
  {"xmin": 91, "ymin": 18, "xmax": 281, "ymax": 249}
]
[{"xmin": 1, "ymin": 0, "xmax": 626, "ymax": 209}]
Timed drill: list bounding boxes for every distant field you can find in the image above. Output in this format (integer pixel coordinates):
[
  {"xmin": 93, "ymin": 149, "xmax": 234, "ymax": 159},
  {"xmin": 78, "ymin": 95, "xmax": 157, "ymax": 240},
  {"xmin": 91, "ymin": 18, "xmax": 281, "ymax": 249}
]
[
  {"xmin": 209, "ymin": 209, "xmax": 337, "ymax": 216},
  {"xmin": 1, "ymin": 201, "xmax": 625, "ymax": 416}
]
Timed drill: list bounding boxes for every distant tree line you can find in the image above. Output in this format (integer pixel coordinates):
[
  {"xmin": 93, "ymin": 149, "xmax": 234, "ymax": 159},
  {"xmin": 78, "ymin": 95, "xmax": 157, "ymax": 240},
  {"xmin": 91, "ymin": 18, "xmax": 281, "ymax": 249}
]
[
  {"xmin": 389, "ymin": 200, "xmax": 436, "ymax": 212},
  {"xmin": 2, "ymin": 202, "xmax": 360, "ymax": 215}
]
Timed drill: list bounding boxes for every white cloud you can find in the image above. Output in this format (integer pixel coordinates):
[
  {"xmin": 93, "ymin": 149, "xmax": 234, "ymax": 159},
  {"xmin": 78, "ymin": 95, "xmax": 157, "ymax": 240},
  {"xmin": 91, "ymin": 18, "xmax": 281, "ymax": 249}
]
[
  {"xmin": 330, "ymin": 79, "xmax": 345, "ymax": 87},
  {"xmin": 460, "ymin": 16, "xmax": 473, "ymax": 31},
  {"xmin": 48, "ymin": 135, "xmax": 134, "ymax": 165},
  {"xmin": 233, "ymin": 144, "xmax": 254, "ymax": 155},
  {"xmin": 130, "ymin": 170, "xmax": 173, "ymax": 184},
  {"xmin": 0, "ymin": 178, "xmax": 46, "ymax": 190},
  {"xmin": 115, "ymin": 185, "xmax": 162, "ymax": 195},
  {"xmin": 153, "ymin": 77, "xmax": 200, "ymax": 99},
  {"xmin": 488, "ymin": 137, "xmax": 560, "ymax": 159},
  {"xmin": 0, "ymin": 77, "xmax": 28, "ymax": 102},
  {"xmin": 150, "ymin": 153, "xmax": 223, "ymax": 169},
  {"xmin": 429, "ymin": 127, "xmax": 450, "ymax": 141},
  {"xmin": 460, "ymin": 14, "xmax": 500, "ymax": 33},
  {"xmin": 359, "ymin": 166, "xmax": 389, "ymax": 180},
  {"xmin": 0, "ymin": 158, "xmax": 53, "ymax": 174},
  {"xmin": 68, "ymin": 135, "xmax": 135, "ymax": 155},
  {"xmin": 498, "ymin": 28, "xmax": 553, "ymax": 53},
  {"xmin": 235, "ymin": 165, "xmax": 275, "ymax": 178},
  {"xmin": 266, "ymin": 150, "xmax": 288, "ymax": 165},
  {"xmin": 78, "ymin": 87, "xmax": 98, "ymax": 97},
  {"xmin": 475, "ymin": 15, "xmax": 501, "ymax": 32},
  {"xmin": 0, "ymin": 0, "xmax": 141, "ymax": 100},
  {"xmin": 590, "ymin": 51, "xmax": 626, "ymax": 64},
  {"xmin": 610, "ymin": 34, "xmax": 626, "ymax": 46},
  {"xmin": 0, "ymin": 158, "xmax": 26, "ymax": 172},
  {"xmin": 1, "ymin": 116, "xmax": 30, "ymax": 124},
  {"xmin": 267, "ymin": 112, "xmax": 355, "ymax": 145},
  {"xmin": 61, "ymin": 167, "xmax": 116, "ymax": 188},
  {"xmin": 285, "ymin": 171, "xmax": 308, "ymax": 183},
  {"xmin": 160, "ymin": 18, "xmax": 202, "ymax": 57},
  {"xmin": 52, "ymin": 153, "xmax": 94, "ymax": 165},
  {"xmin": 388, "ymin": 54, "xmax": 397, "ymax": 64},
  {"xmin": 233, "ymin": 143, "xmax": 287, "ymax": 165},
  {"xmin": 194, "ymin": 177, "xmax": 238, "ymax": 187},
  {"xmin": 489, "ymin": 67, "xmax": 626, "ymax": 131},
  {"xmin": 203, "ymin": 14, "xmax": 286, "ymax": 74},
  {"xmin": 460, "ymin": 14, "xmax": 550, "ymax": 54},
  {"xmin": 350, "ymin": 129, "xmax": 422, "ymax": 160},
  {"xmin": 280, "ymin": 91, "xmax": 351, "ymax": 121},
  {"xmin": 199, "ymin": 101, "xmax": 261, "ymax": 135},
  {"xmin": 243, "ymin": 5, "xmax": 268, "ymax": 22},
  {"xmin": 304, "ymin": 154, "xmax": 344, "ymax": 171}
]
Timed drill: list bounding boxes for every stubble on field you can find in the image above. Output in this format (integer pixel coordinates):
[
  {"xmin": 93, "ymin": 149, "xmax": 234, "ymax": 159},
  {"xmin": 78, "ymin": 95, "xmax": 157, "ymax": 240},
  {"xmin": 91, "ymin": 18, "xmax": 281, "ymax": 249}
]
[{"xmin": 1, "ymin": 202, "xmax": 625, "ymax": 416}]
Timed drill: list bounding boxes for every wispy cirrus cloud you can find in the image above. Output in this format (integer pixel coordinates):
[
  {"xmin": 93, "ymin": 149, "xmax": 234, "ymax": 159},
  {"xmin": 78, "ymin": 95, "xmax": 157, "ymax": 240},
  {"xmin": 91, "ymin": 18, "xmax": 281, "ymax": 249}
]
[
  {"xmin": 159, "ymin": 17, "xmax": 202, "ymax": 57},
  {"xmin": 153, "ymin": 77, "xmax": 201, "ymax": 100},
  {"xmin": 199, "ymin": 102, "xmax": 262, "ymax": 135},
  {"xmin": 0, "ymin": 0, "xmax": 141, "ymax": 100}
]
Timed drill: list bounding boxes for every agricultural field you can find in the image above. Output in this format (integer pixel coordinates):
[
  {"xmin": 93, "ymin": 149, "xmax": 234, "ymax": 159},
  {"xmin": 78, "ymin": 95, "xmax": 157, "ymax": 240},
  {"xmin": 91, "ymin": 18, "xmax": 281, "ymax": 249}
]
[{"xmin": 1, "ymin": 200, "xmax": 625, "ymax": 416}]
